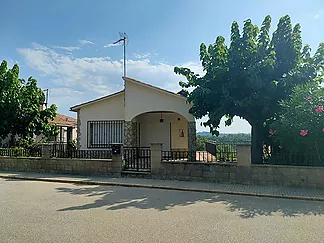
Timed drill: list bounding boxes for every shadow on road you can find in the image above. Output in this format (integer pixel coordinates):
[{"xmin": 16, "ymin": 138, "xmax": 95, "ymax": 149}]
[{"xmin": 56, "ymin": 184, "xmax": 324, "ymax": 218}]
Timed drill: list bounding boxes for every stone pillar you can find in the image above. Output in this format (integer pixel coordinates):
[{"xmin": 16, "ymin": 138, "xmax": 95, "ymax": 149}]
[
  {"xmin": 124, "ymin": 121, "xmax": 137, "ymax": 147},
  {"xmin": 112, "ymin": 145, "xmax": 123, "ymax": 174},
  {"xmin": 188, "ymin": 121, "xmax": 197, "ymax": 161},
  {"xmin": 41, "ymin": 144, "xmax": 52, "ymax": 159},
  {"xmin": 150, "ymin": 143, "xmax": 163, "ymax": 173},
  {"xmin": 237, "ymin": 144, "xmax": 251, "ymax": 166}
]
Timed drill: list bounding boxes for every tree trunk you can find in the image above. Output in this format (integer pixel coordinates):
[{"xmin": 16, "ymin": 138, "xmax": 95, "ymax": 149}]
[{"xmin": 251, "ymin": 123, "xmax": 264, "ymax": 164}]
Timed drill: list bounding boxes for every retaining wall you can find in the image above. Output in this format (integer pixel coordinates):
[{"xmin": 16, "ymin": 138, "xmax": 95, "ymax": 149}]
[
  {"xmin": 152, "ymin": 162, "xmax": 324, "ymax": 189},
  {"xmin": 0, "ymin": 157, "xmax": 121, "ymax": 176}
]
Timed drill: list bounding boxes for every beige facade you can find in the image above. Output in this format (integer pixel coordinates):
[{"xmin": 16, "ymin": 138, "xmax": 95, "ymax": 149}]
[
  {"xmin": 124, "ymin": 78, "xmax": 194, "ymax": 122},
  {"xmin": 71, "ymin": 77, "xmax": 196, "ymax": 151},
  {"xmin": 77, "ymin": 92, "xmax": 125, "ymax": 149}
]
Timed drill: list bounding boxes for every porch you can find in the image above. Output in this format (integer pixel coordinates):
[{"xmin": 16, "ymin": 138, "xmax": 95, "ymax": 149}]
[{"xmin": 123, "ymin": 111, "xmax": 196, "ymax": 152}]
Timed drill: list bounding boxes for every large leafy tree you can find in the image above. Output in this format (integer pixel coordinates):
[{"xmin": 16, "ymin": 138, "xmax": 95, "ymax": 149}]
[
  {"xmin": 0, "ymin": 60, "xmax": 58, "ymax": 145},
  {"xmin": 174, "ymin": 15, "xmax": 324, "ymax": 163}
]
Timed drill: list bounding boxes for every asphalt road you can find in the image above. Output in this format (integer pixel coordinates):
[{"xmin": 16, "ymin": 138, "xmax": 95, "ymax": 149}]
[{"xmin": 1, "ymin": 178, "xmax": 324, "ymax": 243}]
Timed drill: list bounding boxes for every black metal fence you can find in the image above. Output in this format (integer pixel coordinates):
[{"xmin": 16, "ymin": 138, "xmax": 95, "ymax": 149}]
[
  {"xmin": 123, "ymin": 147, "xmax": 151, "ymax": 171},
  {"xmin": 51, "ymin": 143, "xmax": 112, "ymax": 159},
  {"xmin": 0, "ymin": 147, "xmax": 42, "ymax": 157},
  {"xmin": 205, "ymin": 141, "xmax": 245, "ymax": 162},
  {"xmin": 161, "ymin": 151, "xmax": 189, "ymax": 161},
  {"xmin": 161, "ymin": 150, "xmax": 227, "ymax": 163},
  {"xmin": 264, "ymin": 152, "xmax": 323, "ymax": 167}
]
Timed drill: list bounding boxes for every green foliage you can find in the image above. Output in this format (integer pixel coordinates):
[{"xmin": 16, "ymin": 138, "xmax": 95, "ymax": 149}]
[
  {"xmin": 0, "ymin": 60, "xmax": 59, "ymax": 145},
  {"xmin": 175, "ymin": 15, "xmax": 324, "ymax": 162},
  {"xmin": 196, "ymin": 133, "xmax": 251, "ymax": 151},
  {"xmin": 196, "ymin": 135, "xmax": 208, "ymax": 151},
  {"xmin": 269, "ymin": 83, "xmax": 324, "ymax": 155}
]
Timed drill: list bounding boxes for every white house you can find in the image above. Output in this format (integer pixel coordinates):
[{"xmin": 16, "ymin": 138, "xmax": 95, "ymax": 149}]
[{"xmin": 70, "ymin": 77, "xmax": 196, "ymax": 152}]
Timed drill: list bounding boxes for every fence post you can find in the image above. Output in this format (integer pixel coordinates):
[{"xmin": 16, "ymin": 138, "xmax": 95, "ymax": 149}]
[
  {"xmin": 112, "ymin": 144, "xmax": 123, "ymax": 173},
  {"xmin": 41, "ymin": 144, "xmax": 52, "ymax": 159},
  {"xmin": 237, "ymin": 144, "xmax": 251, "ymax": 166},
  {"xmin": 150, "ymin": 143, "xmax": 163, "ymax": 173}
]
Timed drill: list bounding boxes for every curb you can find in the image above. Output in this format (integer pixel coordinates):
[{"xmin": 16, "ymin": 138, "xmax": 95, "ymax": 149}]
[{"xmin": 1, "ymin": 175, "xmax": 324, "ymax": 202}]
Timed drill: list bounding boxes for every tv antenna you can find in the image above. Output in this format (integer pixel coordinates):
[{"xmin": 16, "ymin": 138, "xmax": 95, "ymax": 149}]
[
  {"xmin": 43, "ymin": 89, "xmax": 49, "ymax": 108},
  {"xmin": 113, "ymin": 32, "xmax": 128, "ymax": 77}
]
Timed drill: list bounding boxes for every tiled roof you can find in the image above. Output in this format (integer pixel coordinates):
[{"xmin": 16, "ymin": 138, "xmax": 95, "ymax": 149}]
[{"xmin": 49, "ymin": 113, "xmax": 77, "ymax": 127}]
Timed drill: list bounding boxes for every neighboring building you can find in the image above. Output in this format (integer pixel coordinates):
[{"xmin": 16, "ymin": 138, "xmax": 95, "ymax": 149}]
[
  {"xmin": 1, "ymin": 113, "xmax": 77, "ymax": 147},
  {"xmin": 70, "ymin": 77, "xmax": 197, "ymax": 152},
  {"xmin": 36, "ymin": 113, "xmax": 77, "ymax": 143}
]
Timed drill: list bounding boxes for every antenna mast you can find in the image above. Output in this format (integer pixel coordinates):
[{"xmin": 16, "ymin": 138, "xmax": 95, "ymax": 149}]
[
  {"xmin": 113, "ymin": 32, "xmax": 128, "ymax": 77},
  {"xmin": 43, "ymin": 89, "xmax": 49, "ymax": 108}
]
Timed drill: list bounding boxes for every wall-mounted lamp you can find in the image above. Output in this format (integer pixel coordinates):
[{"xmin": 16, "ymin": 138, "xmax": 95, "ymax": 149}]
[{"xmin": 160, "ymin": 112, "xmax": 164, "ymax": 123}]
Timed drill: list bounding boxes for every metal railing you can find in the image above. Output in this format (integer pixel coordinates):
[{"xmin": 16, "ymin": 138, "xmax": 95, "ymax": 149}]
[
  {"xmin": 123, "ymin": 147, "xmax": 151, "ymax": 171},
  {"xmin": 264, "ymin": 152, "xmax": 323, "ymax": 167},
  {"xmin": 0, "ymin": 147, "xmax": 42, "ymax": 157},
  {"xmin": 161, "ymin": 150, "xmax": 189, "ymax": 161},
  {"xmin": 161, "ymin": 150, "xmax": 230, "ymax": 163},
  {"xmin": 51, "ymin": 143, "xmax": 112, "ymax": 159},
  {"xmin": 205, "ymin": 141, "xmax": 245, "ymax": 162}
]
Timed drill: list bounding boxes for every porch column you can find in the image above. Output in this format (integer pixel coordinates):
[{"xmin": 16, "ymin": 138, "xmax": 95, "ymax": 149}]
[
  {"xmin": 124, "ymin": 121, "xmax": 137, "ymax": 147},
  {"xmin": 188, "ymin": 121, "xmax": 197, "ymax": 161}
]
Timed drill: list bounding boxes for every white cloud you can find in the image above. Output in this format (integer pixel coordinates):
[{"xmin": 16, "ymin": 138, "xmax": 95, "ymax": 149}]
[
  {"xmin": 134, "ymin": 52, "xmax": 151, "ymax": 59},
  {"xmin": 315, "ymin": 14, "xmax": 320, "ymax": 19},
  {"xmin": 103, "ymin": 43, "xmax": 121, "ymax": 48},
  {"xmin": 17, "ymin": 42, "xmax": 251, "ymax": 133},
  {"xmin": 53, "ymin": 46, "xmax": 80, "ymax": 51},
  {"xmin": 79, "ymin": 40, "xmax": 94, "ymax": 45}
]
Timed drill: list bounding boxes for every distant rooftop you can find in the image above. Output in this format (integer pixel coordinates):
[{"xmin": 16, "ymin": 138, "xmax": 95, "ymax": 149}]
[{"xmin": 49, "ymin": 114, "xmax": 77, "ymax": 127}]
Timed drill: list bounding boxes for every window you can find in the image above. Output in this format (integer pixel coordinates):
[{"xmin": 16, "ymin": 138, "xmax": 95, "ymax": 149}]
[{"xmin": 88, "ymin": 120, "xmax": 123, "ymax": 148}]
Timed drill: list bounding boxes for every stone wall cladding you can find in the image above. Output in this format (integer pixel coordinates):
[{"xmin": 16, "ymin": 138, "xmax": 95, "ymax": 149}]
[
  {"xmin": 124, "ymin": 121, "xmax": 137, "ymax": 147},
  {"xmin": 187, "ymin": 121, "xmax": 197, "ymax": 161},
  {"xmin": 77, "ymin": 110, "xmax": 81, "ymax": 149},
  {"xmin": 188, "ymin": 121, "xmax": 197, "ymax": 152},
  {"xmin": 0, "ymin": 157, "xmax": 121, "ymax": 177},
  {"xmin": 150, "ymin": 162, "xmax": 324, "ymax": 189}
]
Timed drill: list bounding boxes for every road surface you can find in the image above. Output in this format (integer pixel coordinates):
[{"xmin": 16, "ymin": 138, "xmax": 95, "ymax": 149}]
[{"xmin": 0, "ymin": 178, "xmax": 324, "ymax": 243}]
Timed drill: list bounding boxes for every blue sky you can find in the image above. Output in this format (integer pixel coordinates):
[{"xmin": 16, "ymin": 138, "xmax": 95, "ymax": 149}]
[{"xmin": 1, "ymin": 0, "xmax": 324, "ymax": 133}]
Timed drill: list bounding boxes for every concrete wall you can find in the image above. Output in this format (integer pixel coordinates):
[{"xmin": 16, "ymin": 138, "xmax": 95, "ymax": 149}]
[
  {"xmin": 0, "ymin": 157, "xmax": 121, "ymax": 176},
  {"xmin": 79, "ymin": 92, "xmax": 125, "ymax": 149},
  {"xmin": 136, "ymin": 113, "xmax": 188, "ymax": 150},
  {"xmin": 152, "ymin": 162, "xmax": 324, "ymax": 189},
  {"xmin": 124, "ymin": 78, "xmax": 195, "ymax": 122}
]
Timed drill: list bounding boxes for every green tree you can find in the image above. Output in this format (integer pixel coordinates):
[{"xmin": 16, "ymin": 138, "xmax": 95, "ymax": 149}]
[
  {"xmin": 269, "ymin": 82, "xmax": 324, "ymax": 157},
  {"xmin": 0, "ymin": 60, "xmax": 58, "ymax": 145},
  {"xmin": 174, "ymin": 15, "xmax": 324, "ymax": 163},
  {"xmin": 196, "ymin": 135, "xmax": 208, "ymax": 150}
]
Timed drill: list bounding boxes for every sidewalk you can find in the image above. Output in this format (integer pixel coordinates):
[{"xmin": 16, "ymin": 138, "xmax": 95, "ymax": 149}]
[{"xmin": 1, "ymin": 171, "xmax": 324, "ymax": 201}]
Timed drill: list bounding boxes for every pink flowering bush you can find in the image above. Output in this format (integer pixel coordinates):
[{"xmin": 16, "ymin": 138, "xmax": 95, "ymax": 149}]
[{"xmin": 269, "ymin": 82, "xmax": 324, "ymax": 154}]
